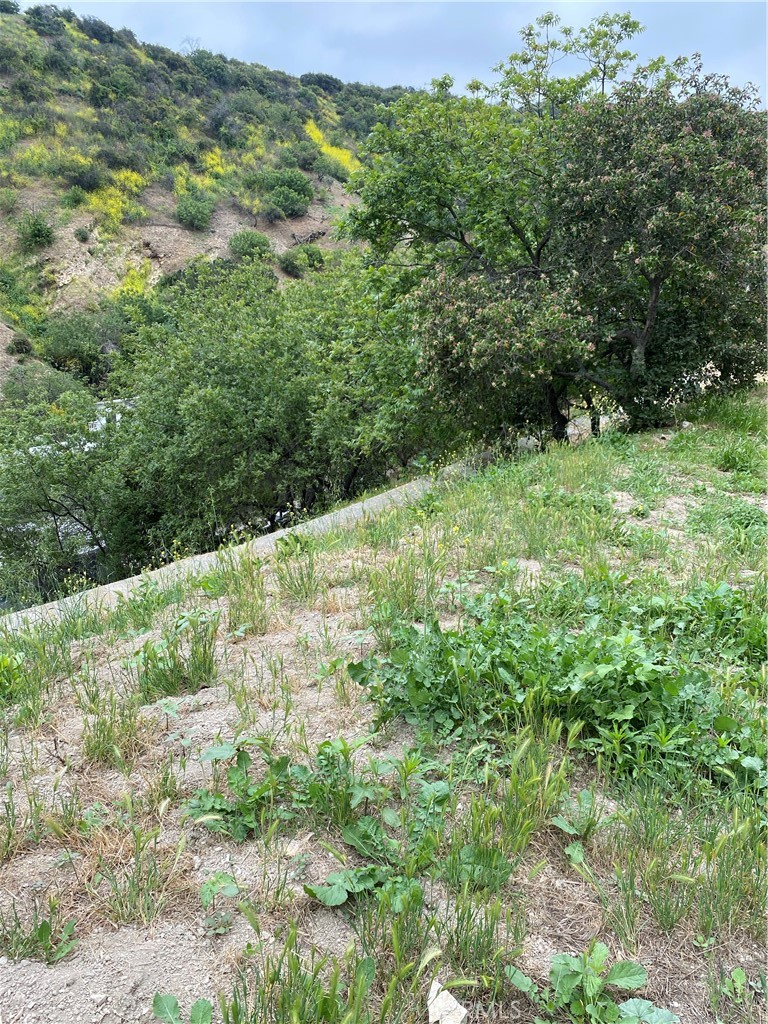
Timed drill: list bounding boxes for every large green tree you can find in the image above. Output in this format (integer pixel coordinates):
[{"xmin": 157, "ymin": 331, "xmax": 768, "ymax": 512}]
[
  {"xmin": 348, "ymin": 14, "xmax": 766, "ymax": 436},
  {"xmin": 552, "ymin": 59, "xmax": 766, "ymax": 422}
]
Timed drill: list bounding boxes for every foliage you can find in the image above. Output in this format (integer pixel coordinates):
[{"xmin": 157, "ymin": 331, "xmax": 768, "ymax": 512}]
[
  {"xmin": 350, "ymin": 578, "xmax": 767, "ymax": 786},
  {"xmin": 348, "ymin": 15, "xmax": 766, "ymax": 434},
  {"xmin": 1, "ymin": 360, "xmax": 86, "ymax": 408},
  {"xmin": 153, "ymin": 994, "xmax": 212, "ymax": 1024},
  {"xmin": 506, "ymin": 941, "xmax": 678, "ymax": 1023},
  {"xmin": 0, "ymin": 390, "xmax": 132, "ymax": 602},
  {"xmin": 228, "ymin": 228, "xmax": 272, "ymax": 260},
  {"xmin": 411, "ymin": 273, "xmax": 592, "ymax": 439},
  {"xmin": 305, "ymin": 118, "xmax": 360, "ymax": 174},
  {"xmin": 0, "ymin": 187, "xmax": 18, "ymax": 213},
  {"xmin": 0, "ymin": 897, "xmax": 77, "ymax": 964},
  {"xmin": 16, "ymin": 210, "xmax": 54, "ymax": 251},
  {"xmin": 0, "ymin": 252, "xmax": 443, "ymax": 602},
  {"xmin": 278, "ymin": 244, "xmax": 324, "ymax": 278},
  {"xmin": 36, "ymin": 309, "xmax": 117, "ymax": 383},
  {"xmin": 552, "ymin": 60, "xmax": 766, "ymax": 423},
  {"xmin": 61, "ymin": 185, "xmax": 87, "ymax": 208},
  {"xmin": 176, "ymin": 191, "xmax": 215, "ymax": 231}
]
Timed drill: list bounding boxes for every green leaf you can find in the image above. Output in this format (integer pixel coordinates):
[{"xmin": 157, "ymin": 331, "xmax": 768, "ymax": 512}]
[
  {"xmin": 354, "ymin": 956, "xmax": 376, "ymax": 995},
  {"xmin": 565, "ymin": 840, "xmax": 586, "ymax": 865},
  {"xmin": 382, "ymin": 806, "xmax": 401, "ymax": 827},
  {"xmin": 589, "ymin": 942, "xmax": 611, "ymax": 972},
  {"xmin": 713, "ymin": 715, "xmax": 740, "ymax": 734},
  {"xmin": 618, "ymin": 998, "xmax": 679, "ymax": 1023},
  {"xmin": 550, "ymin": 954, "xmax": 582, "ymax": 1002},
  {"xmin": 605, "ymin": 960, "xmax": 648, "ymax": 990},
  {"xmin": 152, "ymin": 994, "xmax": 182, "ymax": 1024},
  {"xmin": 190, "ymin": 1000, "xmax": 214, "ymax": 1024},
  {"xmin": 199, "ymin": 743, "xmax": 237, "ymax": 762},
  {"xmin": 551, "ymin": 815, "xmax": 580, "ymax": 835},
  {"xmin": 342, "ymin": 816, "xmax": 396, "ymax": 862},
  {"xmin": 303, "ymin": 882, "xmax": 349, "ymax": 907},
  {"xmin": 505, "ymin": 965, "xmax": 537, "ymax": 995},
  {"xmin": 347, "ymin": 661, "xmax": 368, "ymax": 684}
]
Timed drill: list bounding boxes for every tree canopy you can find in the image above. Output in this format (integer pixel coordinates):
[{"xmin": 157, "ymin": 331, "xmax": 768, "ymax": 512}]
[{"xmin": 348, "ymin": 14, "xmax": 766, "ymax": 433}]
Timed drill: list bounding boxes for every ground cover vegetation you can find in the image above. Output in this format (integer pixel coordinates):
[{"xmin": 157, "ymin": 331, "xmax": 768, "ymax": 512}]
[
  {"xmin": 0, "ymin": 390, "xmax": 764, "ymax": 1022},
  {"xmin": 0, "ymin": 8, "xmax": 764, "ymax": 609}
]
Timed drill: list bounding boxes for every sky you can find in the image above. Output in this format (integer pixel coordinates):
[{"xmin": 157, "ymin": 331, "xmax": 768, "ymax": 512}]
[{"xmin": 39, "ymin": 1, "xmax": 766, "ymax": 99}]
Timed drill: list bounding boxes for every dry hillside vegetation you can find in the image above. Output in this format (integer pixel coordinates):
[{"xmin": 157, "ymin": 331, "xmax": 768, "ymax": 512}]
[
  {"xmin": 0, "ymin": 177, "xmax": 352, "ymax": 314},
  {"xmin": 0, "ymin": 393, "xmax": 765, "ymax": 1024}
]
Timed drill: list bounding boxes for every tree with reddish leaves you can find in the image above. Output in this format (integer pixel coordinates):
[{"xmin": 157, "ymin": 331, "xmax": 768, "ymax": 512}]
[
  {"xmin": 349, "ymin": 15, "xmax": 766, "ymax": 437},
  {"xmin": 553, "ymin": 58, "xmax": 766, "ymax": 425}
]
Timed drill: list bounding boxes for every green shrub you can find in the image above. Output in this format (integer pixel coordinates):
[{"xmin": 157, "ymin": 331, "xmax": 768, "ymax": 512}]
[
  {"xmin": 299, "ymin": 244, "xmax": 324, "ymax": 269},
  {"xmin": 176, "ymin": 192, "xmax": 216, "ymax": 231},
  {"xmin": 267, "ymin": 185, "xmax": 309, "ymax": 219},
  {"xmin": 6, "ymin": 332, "xmax": 31, "ymax": 355},
  {"xmin": 259, "ymin": 201, "xmax": 284, "ymax": 223},
  {"xmin": 314, "ymin": 153, "xmax": 350, "ymax": 182},
  {"xmin": 63, "ymin": 164, "xmax": 104, "ymax": 193},
  {"xmin": 17, "ymin": 212, "xmax": 54, "ymax": 252},
  {"xmin": 0, "ymin": 188, "xmax": 18, "ymax": 214},
  {"xmin": 278, "ymin": 141, "xmax": 321, "ymax": 171},
  {"xmin": 2, "ymin": 361, "xmax": 86, "ymax": 408},
  {"xmin": 228, "ymin": 229, "xmax": 272, "ymax": 260},
  {"xmin": 279, "ymin": 245, "xmax": 324, "ymax": 278},
  {"xmin": 0, "ymin": 1, "xmax": 21, "ymax": 14},
  {"xmin": 73, "ymin": 225, "xmax": 90, "ymax": 243},
  {"xmin": 37, "ymin": 311, "xmax": 117, "ymax": 383},
  {"xmin": 278, "ymin": 249, "xmax": 307, "ymax": 278},
  {"xmin": 24, "ymin": 4, "xmax": 66, "ymax": 34},
  {"xmin": 256, "ymin": 168, "xmax": 313, "ymax": 201},
  {"xmin": 61, "ymin": 186, "xmax": 88, "ymax": 209}
]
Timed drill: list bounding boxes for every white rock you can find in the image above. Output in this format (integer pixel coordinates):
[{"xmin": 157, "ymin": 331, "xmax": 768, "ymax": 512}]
[{"xmin": 428, "ymin": 981, "xmax": 468, "ymax": 1024}]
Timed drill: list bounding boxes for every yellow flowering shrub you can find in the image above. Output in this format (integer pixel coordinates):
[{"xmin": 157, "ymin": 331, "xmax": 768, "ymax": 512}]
[
  {"xmin": 304, "ymin": 120, "xmax": 360, "ymax": 173},
  {"xmin": 233, "ymin": 189, "xmax": 261, "ymax": 217},
  {"xmin": 88, "ymin": 185, "xmax": 145, "ymax": 234},
  {"xmin": 201, "ymin": 147, "xmax": 230, "ymax": 178},
  {"xmin": 14, "ymin": 143, "xmax": 92, "ymax": 177},
  {"xmin": 0, "ymin": 118, "xmax": 27, "ymax": 154},
  {"xmin": 175, "ymin": 165, "xmax": 220, "ymax": 196},
  {"xmin": 113, "ymin": 259, "xmax": 152, "ymax": 297},
  {"xmin": 239, "ymin": 125, "xmax": 266, "ymax": 170},
  {"xmin": 113, "ymin": 169, "xmax": 146, "ymax": 195}
]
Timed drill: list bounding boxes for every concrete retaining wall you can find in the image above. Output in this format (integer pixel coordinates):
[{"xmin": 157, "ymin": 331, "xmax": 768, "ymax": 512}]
[{"xmin": 0, "ymin": 473, "xmax": 444, "ymax": 634}]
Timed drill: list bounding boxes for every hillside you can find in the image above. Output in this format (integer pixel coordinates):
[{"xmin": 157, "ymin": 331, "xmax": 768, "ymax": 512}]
[
  {"xmin": 0, "ymin": 3, "xmax": 410, "ymax": 334},
  {"xmin": 0, "ymin": 392, "xmax": 765, "ymax": 1023}
]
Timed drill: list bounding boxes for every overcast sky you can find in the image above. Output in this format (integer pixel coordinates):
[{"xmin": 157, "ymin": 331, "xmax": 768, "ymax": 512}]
[{"xmin": 42, "ymin": 2, "xmax": 766, "ymax": 99}]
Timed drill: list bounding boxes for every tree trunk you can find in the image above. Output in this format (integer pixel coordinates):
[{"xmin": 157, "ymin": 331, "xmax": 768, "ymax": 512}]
[
  {"xmin": 545, "ymin": 383, "xmax": 569, "ymax": 442},
  {"xmin": 585, "ymin": 394, "xmax": 601, "ymax": 438},
  {"xmin": 630, "ymin": 276, "xmax": 663, "ymax": 379}
]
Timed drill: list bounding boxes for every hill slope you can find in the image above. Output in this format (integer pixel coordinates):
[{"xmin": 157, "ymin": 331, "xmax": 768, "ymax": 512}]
[
  {"xmin": 0, "ymin": 3, "xmax": 410, "ymax": 332},
  {"xmin": 0, "ymin": 392, "xmax": 765, "ymax": 1022}
]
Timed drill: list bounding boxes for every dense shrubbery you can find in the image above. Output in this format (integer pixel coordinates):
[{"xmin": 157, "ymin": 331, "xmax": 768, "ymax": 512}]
[
  {"xmin": 0, "ymin": 3, "xmax": 400, "ymax": 248},
  {"xmin": 0, "ymin": 6, "xmax": 764, "ymax": 608},
  {"xmin": 2, "ymin": 360, "xmax": 87, "ymax": 408},
  {"xmin": 16, "ymin": 211, "xmax": 54, "ymax": 251},
  {"xmin": 176, "ymin": 191, "xmax": 216, "ymax": 230},
  {"xmin": 0, "ymin": 254, "xmax": 452, "ymax": 600},
  {"xmin": 228, "ymin": 229, "xmax": 272, "ymax": 260},
  {"xmin": 278, "ymin": 244, "xmax": 324, "ymax": 278}
]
